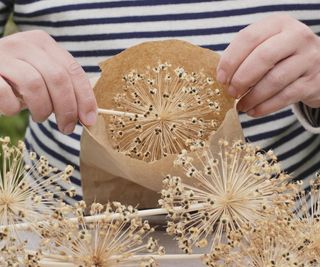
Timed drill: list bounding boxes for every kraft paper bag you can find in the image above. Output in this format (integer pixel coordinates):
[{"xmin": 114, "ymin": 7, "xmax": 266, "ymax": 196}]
[{"xmin": 80, "ymin": 40, "xmax": 243, "ymax": 208}]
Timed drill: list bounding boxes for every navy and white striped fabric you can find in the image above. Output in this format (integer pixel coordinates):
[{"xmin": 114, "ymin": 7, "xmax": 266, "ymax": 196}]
[{"xmin": 1, "ymin": 0, "xmax": 320, "ymax": 204}]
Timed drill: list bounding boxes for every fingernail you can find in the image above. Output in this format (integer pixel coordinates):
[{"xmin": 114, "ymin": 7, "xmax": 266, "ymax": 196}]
[
  {"xmin": 85, "ymin": 110, "xmax": 97, "ymax": 126},
  {"xmin": 228, "ymin": 86, "xmax": 238, "ymax": 98},
  {"xmin": 216, "ymin": 69, "xmax": 227, "ymax": 84},
  {"xmin": 247, "ymin": 109, "xmax": 256, "ymax": 117},
  {"xmin": 63, "ymin": 123, "xmax": 75, "ymax": 135}
]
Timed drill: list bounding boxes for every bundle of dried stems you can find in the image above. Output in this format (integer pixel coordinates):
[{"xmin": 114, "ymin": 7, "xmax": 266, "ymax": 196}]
[
  {"xmin": 0, "ymin": 138, "xmax": 179, "ymax": 267},
  {"xmin": 1, "ymin": 135, "xmax": 320, "ymax": 266}
]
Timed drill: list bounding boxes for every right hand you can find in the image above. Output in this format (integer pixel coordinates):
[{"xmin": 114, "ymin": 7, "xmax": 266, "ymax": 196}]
[{"xmin": 0, "ymin": 30, "xmax": 97, "ymax": 134}]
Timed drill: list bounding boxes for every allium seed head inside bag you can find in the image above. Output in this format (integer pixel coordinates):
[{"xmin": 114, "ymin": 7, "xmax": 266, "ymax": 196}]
[{"xmin": 80, "ymin": 40, "xmax": 242, "ymax": 208}]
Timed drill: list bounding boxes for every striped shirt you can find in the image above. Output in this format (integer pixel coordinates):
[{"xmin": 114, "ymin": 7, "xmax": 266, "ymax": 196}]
[{"xmin": 1, "ymin": 0, "xmax": 320, "ymax": 204}]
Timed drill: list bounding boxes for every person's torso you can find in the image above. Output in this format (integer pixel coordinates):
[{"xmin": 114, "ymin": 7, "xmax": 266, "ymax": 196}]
[{"xmin": 16, "ymin": 0, "xmax": 320, "ymax": 202}]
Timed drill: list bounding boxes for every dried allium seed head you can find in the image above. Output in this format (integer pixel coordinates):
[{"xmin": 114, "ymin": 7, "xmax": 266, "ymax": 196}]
[
  {"xmin": 110, "ymin": 62, "xmax": 226, "ymax": 162},
  {"xmin": 161, "ymin": 140, "xmax": 293, "ymax": 254},
  {"xmin": 0, "ymin": 137, "xmax": 73, "ymax": 264},
  {"xmin": 0, "ymin": 138, "xmax": 74, "ymax": 226},
  {"xmin": 40, "ymin": 202, "xmax": 160, "ymax": 267},
  {"xmin": 293, "ymin": 174, "xmax": 320, "ymax": 264},
  {"xmin": 0, "ymin": 237, "xmax": 25, "ymax": 267},
  {"xmin": 210, "ymin": 218, "xmax": 313, "ymax": 267}
]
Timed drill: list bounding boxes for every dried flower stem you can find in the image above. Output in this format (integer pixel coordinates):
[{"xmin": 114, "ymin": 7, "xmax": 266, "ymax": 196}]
[
  {"xmin": 4, "ymin": 204, "xmax": 204, "ymax": 232},
  {"xmin": 37, "ymin": 253, "xmax": 204, "ymax": 266},
  {"xmin": 97, "ymin": 108, "xmax": 144, "ymax": 118}
]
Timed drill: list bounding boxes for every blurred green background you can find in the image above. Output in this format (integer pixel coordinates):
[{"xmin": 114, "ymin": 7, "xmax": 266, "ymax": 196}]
[{"xmin": 0, "ymin": 17, "xmax": 29, "ymax": 144}]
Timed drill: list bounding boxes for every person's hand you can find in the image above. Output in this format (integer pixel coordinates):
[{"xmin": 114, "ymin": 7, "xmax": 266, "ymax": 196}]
[
  {"xmin": 217, "ymin": 13, "xmax": 320, "ymax": 117},
  {"xmin": 0, "ymin": 30, "xmax": 97, "ymax": 134}
]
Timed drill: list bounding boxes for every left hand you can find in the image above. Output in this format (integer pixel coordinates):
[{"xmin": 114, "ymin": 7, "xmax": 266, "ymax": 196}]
[{"xmin": 216, "ymin": 13, "xmax": 320, "ymax": 117}]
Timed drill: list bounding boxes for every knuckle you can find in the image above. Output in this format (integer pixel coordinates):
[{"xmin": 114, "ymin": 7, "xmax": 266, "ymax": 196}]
[
  {"xmin": 272, "ymin": 13, "xmax": 292, "ymax": 23},
  {"xmin": 297, "ymin": 25, "xmax": 316, "ymax": 42},
  {"xmin": 25, "ymin": 76, "xmax": 44, "ymax": 93},
  {"xmin": 50, "ymin": 69, "xmax": 69, "ymax": 86},
  {"xmin": 28, "ymin": 30, "xmax": 53, "ymax": 42},
  {"xmin": 1, "ymin": 36, "xmax": 23, "ymax": 51},
  {"xmin": 256, "ymin": 49, "xmax": 275, "ymax": 65},
  {"xmin": 232, "ymin": 75, "xmax": 247, "ymax": 89},
  {"xmin": 266, "ymin": 70, "xmax": 285, "ymax": 87},
  {"xmin": 68, "ymin": 61, "xmax": 85, "ymax": 76},
  {"xmin": 280, "ymin": 88, "xmax": 295, "ymax": 103},
  {"xmin": 238, "ymin": 29, "xmax": 259, "ymax": 45},
  {"xmin": 219, "ymin": 57, "xmax": 235, "ymax": 71}
]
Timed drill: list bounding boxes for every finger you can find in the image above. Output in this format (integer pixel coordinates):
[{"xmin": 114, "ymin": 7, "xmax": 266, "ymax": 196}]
[
  {"xmin": 11, "ymin": 31, "xmax": 96, "ymax": 126},
  {"xmin": 246, "ymin": 78, "xmax": 303, "ymax": 117},
  {"xmin": 17, "ymin": 46, "xmax": 78, "ymax": 134},
  {"xmin": 0, "ymin": 58, "xmax": 52, "ymax": 122},
  {"xmin": 237, "ymin": 54, "xmax": 308, "ymax": 112},
  {"xmin": 230, "ymin": 31, "xmax": 299, "ymax": 98},
  {"xmin": 59, "ymin": 56, "xmax": 97, "ymax": 126},
  {"xmin": 217, "ymin": 14, "xmax": 289, "ymax": 85},
  {"xmin": 40, "ymin": 37, "xmax": 97, "ymax": 126},
  {"xmin": 0, "ymin": 76, "xmax": 21, "ymax": 116}
]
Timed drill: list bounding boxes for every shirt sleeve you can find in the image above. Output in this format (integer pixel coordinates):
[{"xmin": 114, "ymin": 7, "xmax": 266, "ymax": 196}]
[
  {"xmin": 0, "ymin": 0, "xmax": 13, "ymax": 37},
  {"xmin": 292, "ymin": 102, "xmax": 320, "ymax": 134}
]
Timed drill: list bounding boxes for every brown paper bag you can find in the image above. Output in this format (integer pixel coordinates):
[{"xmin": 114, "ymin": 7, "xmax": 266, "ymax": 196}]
[{"xmin": 80, "ymin": 40, "xmax": 243, "ymax": 208}]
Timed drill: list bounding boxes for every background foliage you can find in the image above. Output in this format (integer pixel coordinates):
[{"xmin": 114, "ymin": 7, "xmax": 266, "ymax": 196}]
[{"xmin": 0, "ymin": 17, "xmax": 29, "ymax": 144}]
